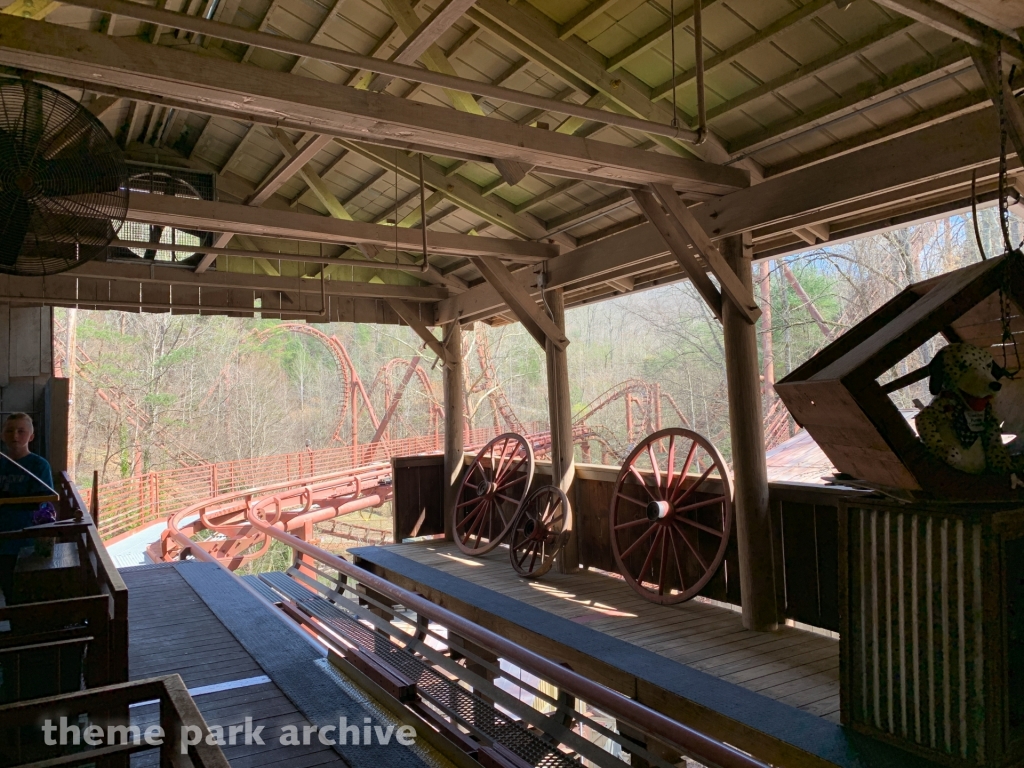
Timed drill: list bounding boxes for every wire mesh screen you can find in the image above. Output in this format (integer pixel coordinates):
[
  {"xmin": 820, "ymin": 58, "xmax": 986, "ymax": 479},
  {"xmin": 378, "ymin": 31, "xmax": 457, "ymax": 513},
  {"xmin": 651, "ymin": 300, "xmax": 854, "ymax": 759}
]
[{"xmin": 110, "ymin": 161, "xmax": 216, "ymax": 263}]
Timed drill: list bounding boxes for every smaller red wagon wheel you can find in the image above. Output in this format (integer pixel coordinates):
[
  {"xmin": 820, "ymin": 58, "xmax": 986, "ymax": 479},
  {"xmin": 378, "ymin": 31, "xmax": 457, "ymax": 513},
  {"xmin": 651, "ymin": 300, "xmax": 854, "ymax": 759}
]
[
  {"xmin": 609, "ymin": 428, "xmax": 733, "ymax": 604},
  {"xmin": 452, "ymin": 433, "xmax": 534, "ymax": 556},
  {"xmin": 509, "ymin": 485, "xmax": 571, "ymax": 579}
]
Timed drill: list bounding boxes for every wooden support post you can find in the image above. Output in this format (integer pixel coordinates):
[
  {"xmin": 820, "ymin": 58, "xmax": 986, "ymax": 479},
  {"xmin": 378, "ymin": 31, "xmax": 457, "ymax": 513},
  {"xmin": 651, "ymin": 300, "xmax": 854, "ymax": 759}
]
[
  {"xmin": 442, "ymin": 320, "xmax": 464, "ymax": 541},
  {"xmin": 721, "ymin": 234, "xmax": 777, "ymax": 632},
  {"xmin": 543, "ymin": 287, "xmax": 577, "ymax": 573}
]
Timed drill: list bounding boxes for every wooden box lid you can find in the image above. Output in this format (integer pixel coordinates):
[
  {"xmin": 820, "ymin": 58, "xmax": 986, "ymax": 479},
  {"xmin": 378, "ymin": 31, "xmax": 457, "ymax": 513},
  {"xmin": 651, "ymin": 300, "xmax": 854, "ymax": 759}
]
[{"xmin": 776, "ymin": 250, "xmax": 1024, "ymax": 502}]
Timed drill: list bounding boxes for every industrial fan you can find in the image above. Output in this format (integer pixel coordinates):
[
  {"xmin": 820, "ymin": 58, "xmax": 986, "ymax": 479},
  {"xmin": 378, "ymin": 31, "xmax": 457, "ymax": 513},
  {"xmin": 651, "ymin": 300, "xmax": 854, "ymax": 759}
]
[{"xmin": 0, "ymin": 80, "xmax": 129, "ymax": 276}]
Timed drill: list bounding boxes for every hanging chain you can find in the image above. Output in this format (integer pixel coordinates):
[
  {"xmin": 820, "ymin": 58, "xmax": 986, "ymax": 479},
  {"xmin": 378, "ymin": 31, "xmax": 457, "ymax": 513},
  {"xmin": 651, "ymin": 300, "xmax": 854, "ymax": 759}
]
[
  {"xmin": 997, "ymin": 48, "xmax": 1013, "ymax": 253},
  {"xmin": 993, "ymin": 47, "xmax": 1022, "ymax": 375}
]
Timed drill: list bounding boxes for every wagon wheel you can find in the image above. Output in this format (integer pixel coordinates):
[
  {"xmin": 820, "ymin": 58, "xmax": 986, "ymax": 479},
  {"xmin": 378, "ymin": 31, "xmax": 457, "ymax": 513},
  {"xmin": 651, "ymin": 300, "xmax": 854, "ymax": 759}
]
[
  {"xmin": 609, "ymin": 428, "xmax": 733, "ymax": 604},
  {"xmin": 452, "ymin": 433, "xmax": 534, "ymax": 556},
  {"xmin": 509, "ymin": 485, "xmax": 571, "ymax": 579}
]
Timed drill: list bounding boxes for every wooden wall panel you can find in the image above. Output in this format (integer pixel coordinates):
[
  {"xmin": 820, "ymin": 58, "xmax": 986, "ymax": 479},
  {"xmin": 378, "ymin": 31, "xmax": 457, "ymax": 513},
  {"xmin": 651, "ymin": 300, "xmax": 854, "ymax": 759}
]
[
  {"xmin": 10, "ymin": 306, "xmax": 42, "ymax": 377},
  {"xmin": 392, "ymin": 454, "xmax": 445, "ymax": 542}
]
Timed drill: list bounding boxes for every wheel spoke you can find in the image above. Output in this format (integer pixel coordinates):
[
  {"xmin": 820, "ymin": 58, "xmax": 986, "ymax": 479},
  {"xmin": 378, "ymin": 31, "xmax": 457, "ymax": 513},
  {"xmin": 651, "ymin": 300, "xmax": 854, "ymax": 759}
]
[
  {"xmin": 497, "ymin": 493, "xmax": 521, "ymax": 505},
  {"xmin": 457, "ymin": 496, "xmax": 483, "ymax": 509},
  {"xmin": 628, "ymin": 465, "xmax": 659, "ymax": 503},
  {"xmin": 674, "ymin": 463, "xmax": 716, "ymax": 507},
  {"xmin": 670, "ymin": 441, "xmax": 698, "ymax": 501},
  {"xmin": 495, "ymin": 450, "xmax": 527, "ymax": 485},
  {"xmin": 529, "ymin": 541, "xmax": 540, "ymax": 572},
  {"xmin": 674, "ymin": 514, "xmax": 726, "ymax": 537},
  {"xmin": 615, "ymin": 492, "xmax": 647, "ymax": 509},
  {"xmin": 675, "ymin": 495, "xmax": 727, "ymax": 515},
  {"xmin": 455, "ymin": 502, "xmax": 484, "ymax": 530},
  {"xmin": 463, "ymin": 501, "xmax": 487, "ymax": 544},
  {"xmin": 657, "ymin": 528, "xmax": 669, "ymax": 595},
  {"xmin": 665, "ymin": 435, "xmax": 676, "ymax": 497},
  {"xmin": 496, "ymin": 474, "xmax": 528, "ymax": 491},
  {"xmin": 647, "ymin": 443, "xmax": 662, "ymax": 499},
  {"xmin": 637, "ymin": 528, "xmax": 662, "ymax": 587},
  {"xmin": 667, "ymin": 527, "xmax": 687, "ymax": 593},
  {"xmin": 619, "ymin": 521, "xmax": 658, "ymax": 559},
  {"xmin": 614, "ymin": 517, "xmax": 650, "ymax": 531},
  {"xmin": 672, "ymin": 520, "xmax": 710, "ymax": 572}
]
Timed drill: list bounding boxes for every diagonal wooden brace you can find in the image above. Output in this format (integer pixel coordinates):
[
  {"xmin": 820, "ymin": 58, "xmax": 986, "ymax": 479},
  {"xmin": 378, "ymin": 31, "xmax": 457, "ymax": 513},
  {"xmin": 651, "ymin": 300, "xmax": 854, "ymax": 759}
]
[
  {"xmin": 631, "ymin": 188, "xmax": 724, "ymax": 321},
  {"xmin": 650, "ymin": 184, "xmax": 761, "ymax": 324},
  {"xmin": 385, "ymin": 298, "xmax": 450, "ymax": 366},
  {"xmin": 970, "ymin": 45, "xmax": 1024, "ymax": 173},
  {"xmin": 470, "ymin": 255, "xmax": 569, "ymax": 350}
]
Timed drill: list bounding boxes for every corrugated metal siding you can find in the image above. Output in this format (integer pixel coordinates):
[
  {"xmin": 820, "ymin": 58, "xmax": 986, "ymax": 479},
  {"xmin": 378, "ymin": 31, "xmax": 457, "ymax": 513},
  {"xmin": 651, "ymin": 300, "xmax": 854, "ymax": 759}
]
[{"xmin": 847, "ymin": 506, "xmax": 989, "ymax": 763}]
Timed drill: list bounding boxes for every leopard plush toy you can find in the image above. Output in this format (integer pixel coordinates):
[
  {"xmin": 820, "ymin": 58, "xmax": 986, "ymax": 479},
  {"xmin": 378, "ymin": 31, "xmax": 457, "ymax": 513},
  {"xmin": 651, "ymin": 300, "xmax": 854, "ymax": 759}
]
[{"xmin": 915, "ymin": 343, "xmax": 1012, "ymax": 474}]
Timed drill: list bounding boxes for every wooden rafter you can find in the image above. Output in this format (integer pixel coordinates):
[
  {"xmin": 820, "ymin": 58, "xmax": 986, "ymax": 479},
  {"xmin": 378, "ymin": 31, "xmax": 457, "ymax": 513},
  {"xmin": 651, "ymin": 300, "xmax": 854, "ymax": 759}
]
[
  {"xmin": 630, "ymin": 188, "xmax": 724, "ymax": 321},
  {"xmin": 385, "ymin": 298, "xmax": 450, "ymax": 364},
  {"xmin": 470, "ymin": 256, "xmax": 568, "ymax": 350},
  {"xmin": 873, "ymin": 0, "xmax": 1024, "ymax": 61},
  {"xmin": 0, "ymin": 16, "xmax": 748, "ymax": 196},
  {"xmin": 125, "ymin": 193, "xmax": 557, "ymax": 260},
  {"xmin": 649, "ymin": 184, "xmax": 760, "ymax": 324}
]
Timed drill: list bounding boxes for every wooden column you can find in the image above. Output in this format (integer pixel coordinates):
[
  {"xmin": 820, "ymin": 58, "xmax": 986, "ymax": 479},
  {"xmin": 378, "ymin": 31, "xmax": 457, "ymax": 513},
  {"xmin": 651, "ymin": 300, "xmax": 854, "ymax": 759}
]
[
  {"xmin": 721, "ymin": 235, "xmax": 777, "ymax": 631},
  {"xmin": 442, "ymin": 319, "xmax": 465, "ymax": 541},
  {"xmin": 544, "ymin": 288, "xmax": 577, "ymax": 572}
]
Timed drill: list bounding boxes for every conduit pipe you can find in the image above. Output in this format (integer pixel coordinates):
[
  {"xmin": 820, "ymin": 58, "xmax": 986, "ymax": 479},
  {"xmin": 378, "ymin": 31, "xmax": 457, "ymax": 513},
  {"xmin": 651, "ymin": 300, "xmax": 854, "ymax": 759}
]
[{"xmin": 60, "ymin": 0, "xmax": 703, "ymax": 144}]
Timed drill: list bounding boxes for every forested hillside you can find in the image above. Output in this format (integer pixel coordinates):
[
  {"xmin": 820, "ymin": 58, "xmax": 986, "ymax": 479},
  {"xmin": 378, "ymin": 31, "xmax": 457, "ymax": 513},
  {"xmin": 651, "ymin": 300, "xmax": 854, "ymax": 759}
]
[{"xmin": 59, "ymin": 208, "xmax": 1021, "ymax": 487}]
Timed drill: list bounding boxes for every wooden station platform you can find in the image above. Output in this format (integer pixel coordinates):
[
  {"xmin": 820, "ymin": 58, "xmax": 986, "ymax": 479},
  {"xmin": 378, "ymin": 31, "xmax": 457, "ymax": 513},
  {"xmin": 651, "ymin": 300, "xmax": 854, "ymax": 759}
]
[
  {"xmin": 120, "ymin": 562, "xmax": 441, "ymax": 768},
  {"xmin": 353, "ymin": 542, "xmax": 942, "ymax": 768},
  {"xmin": 375, "ymin": 540, "xmax": 840, "ymax": 720}
]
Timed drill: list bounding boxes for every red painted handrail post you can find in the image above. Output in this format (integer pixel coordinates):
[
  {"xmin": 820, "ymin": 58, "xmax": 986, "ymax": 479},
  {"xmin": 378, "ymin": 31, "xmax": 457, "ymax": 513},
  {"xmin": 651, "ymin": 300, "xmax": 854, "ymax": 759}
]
[{"xmin": 150, "ymin": 471, "xmax": 159, "ymax": 525}]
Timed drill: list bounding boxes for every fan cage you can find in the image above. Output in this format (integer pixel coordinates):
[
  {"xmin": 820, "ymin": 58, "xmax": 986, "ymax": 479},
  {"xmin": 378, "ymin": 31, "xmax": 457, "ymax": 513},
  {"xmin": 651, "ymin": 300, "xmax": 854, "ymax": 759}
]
[{"xmin": 110, "ymin": 162, "xmax": 217, "ymax": 264}]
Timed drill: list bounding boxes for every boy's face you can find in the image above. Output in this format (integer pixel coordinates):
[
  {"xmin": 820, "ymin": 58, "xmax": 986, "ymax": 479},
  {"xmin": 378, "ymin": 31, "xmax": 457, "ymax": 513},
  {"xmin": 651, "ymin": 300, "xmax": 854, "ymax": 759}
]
[{"xmin": 2, "ymin": 418, "xmax": 33, "ymax": 452}]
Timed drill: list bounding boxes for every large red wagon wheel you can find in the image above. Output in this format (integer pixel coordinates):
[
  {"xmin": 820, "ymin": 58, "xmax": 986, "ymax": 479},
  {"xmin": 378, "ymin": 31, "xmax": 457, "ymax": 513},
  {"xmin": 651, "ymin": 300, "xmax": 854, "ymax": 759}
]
[
  {"xmin": 609, "ymin": 428, "xmax": 733, "ymax": 604},
  {"xmin": 452, "ymin": 433, "xmax": 534, "ymax": 556},
  {"xmin": 509, "ymin": 485, "xmax": 571, "ymax": 579}
]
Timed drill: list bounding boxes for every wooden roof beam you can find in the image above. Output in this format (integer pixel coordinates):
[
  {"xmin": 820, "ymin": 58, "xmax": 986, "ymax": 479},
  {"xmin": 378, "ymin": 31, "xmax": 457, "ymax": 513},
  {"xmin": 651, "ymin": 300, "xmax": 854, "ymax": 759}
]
[
  {"xmin": 558, "ymin": 0, "xmax": 619, "ymax": 41},
  {"xmin": 650, "ymin": 184, "xmax": 760, "ymax": 324},
  {"xmin": 125, "ymin": 193, "xmax": 556, "ymax": 261},
  {"xmin": 438, "ymin": 98, "xmax": 1023, "ymax": 323},
  {"xmin": 970, "ymin": 46, "xmax": 1024, "ymax": 169},
  {"xmin": 0, "ymin": 17, "xmax": 746, "ymax": 196},
  {"xmin": 631, "ymin": 188, "xmax": 723, "ymax": 320},
  {"xmin": 386, "ymin": 298, "xmax": 450, "ymax": 363},
  {"xmin": 339, "ymin": 140, "xmax": 573, "ymax": 246},
  {"xmin": 650, "ymin": 0, "xmax": 831, "ymax": 102},
  {"xmin": 368, "ymin": 0, "xmax": 481, "ymax": 93},
  {"xmin": 873, "ymin": 0, "xmax": 1024, "ymax": 61},
  {"xmin": 728, "ymin": 45, "xmax": 972, "ymax": 158},
  {"xmin": 605, "ymin": 0, "xmax": 723, "ymax": 73},
  {"xmin": 466, "ymin": 0, "xmax": 738, "ymax": 167},
  {"xmin": 471, "ymin": 255, "xmax": 568, "ymax": 350},
  {"xmin": 707, "ymin": 18, "xmax": 915, "ymax": 124}
]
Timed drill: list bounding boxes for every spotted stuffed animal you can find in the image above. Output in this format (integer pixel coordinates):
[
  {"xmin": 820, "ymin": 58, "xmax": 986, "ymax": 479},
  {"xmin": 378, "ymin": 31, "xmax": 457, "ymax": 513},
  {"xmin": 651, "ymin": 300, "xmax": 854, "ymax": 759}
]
[{"xmin": 915, "ymin": 343, "xmax": 1012, "ymax": 474}]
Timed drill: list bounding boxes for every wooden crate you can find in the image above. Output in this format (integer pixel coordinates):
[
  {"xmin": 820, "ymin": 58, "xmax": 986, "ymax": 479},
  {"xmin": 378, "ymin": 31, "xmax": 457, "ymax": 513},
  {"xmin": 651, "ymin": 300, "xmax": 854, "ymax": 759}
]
[
  {"xmin": 776, "ymin": 250, "xmax": 1024, "ymax": 501},
  {"xmin": 839, "ymin": 497, "xmax": 1024, "ymax": 767}
]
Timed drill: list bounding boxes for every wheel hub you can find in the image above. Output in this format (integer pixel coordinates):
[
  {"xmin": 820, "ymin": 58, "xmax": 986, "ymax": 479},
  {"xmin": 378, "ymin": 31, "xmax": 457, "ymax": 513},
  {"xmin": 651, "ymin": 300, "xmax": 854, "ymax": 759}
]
[
  {"xmin": 15, "ymin": 172, "xmax": 34, "ymax": 194},
  {"xmin": 523, "ymin": 518, "xmax": 546, "ymax": 540},
  {"xmin": 476, "ymin": 479, "xmax": 498, "ymax": 497},
  {"xmin": 646, "ymin": 499, "xmax": 671, "ymax": 521}
]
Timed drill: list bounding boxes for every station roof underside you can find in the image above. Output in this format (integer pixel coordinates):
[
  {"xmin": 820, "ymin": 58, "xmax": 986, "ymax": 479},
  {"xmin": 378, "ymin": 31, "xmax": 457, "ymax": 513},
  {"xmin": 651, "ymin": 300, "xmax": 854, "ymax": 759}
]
[{"xmin": 0, "ymin": 0, "xmax": 1022, "ymax": 326}]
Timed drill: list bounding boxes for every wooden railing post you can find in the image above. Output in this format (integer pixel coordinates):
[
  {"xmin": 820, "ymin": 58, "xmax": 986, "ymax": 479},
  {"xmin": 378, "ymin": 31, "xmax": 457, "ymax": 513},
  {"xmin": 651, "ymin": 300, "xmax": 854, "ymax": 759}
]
[
  {"xmin": 721, "ymin": 233, "xmax": 777, "ymax": 632},
  {"xmin": 443, "ymin": 320, "xmax": 465, "ymax": 541},
  {"xmin": 544, "ymin": 287, "xmax": 577, "ymax": 573}
]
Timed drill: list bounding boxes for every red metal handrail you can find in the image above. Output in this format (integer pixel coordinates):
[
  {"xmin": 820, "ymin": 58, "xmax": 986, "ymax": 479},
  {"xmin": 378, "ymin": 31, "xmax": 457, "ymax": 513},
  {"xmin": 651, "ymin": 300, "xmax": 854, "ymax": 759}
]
[{"xmin": 223, "ymin": 490, "xmax": 769, "ymax": 768}]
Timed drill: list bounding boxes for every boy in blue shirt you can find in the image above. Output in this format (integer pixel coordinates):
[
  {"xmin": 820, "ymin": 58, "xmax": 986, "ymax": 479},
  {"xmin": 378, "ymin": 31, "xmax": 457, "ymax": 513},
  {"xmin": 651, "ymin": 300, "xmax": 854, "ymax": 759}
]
[{"xmin": 0, "ymin": 413, "xmax": 54, "ymax": 602}]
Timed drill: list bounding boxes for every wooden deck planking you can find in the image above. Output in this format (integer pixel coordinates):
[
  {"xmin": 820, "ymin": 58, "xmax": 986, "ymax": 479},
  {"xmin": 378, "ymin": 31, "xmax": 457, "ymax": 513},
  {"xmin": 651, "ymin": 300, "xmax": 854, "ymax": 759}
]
[
  {"xmin": 121, "ymin": 565, "xmax": 348, "ymax": 768},
  {"xmin": 391, "ymin": 541, "xmax": 840, "ymax": 723}
]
